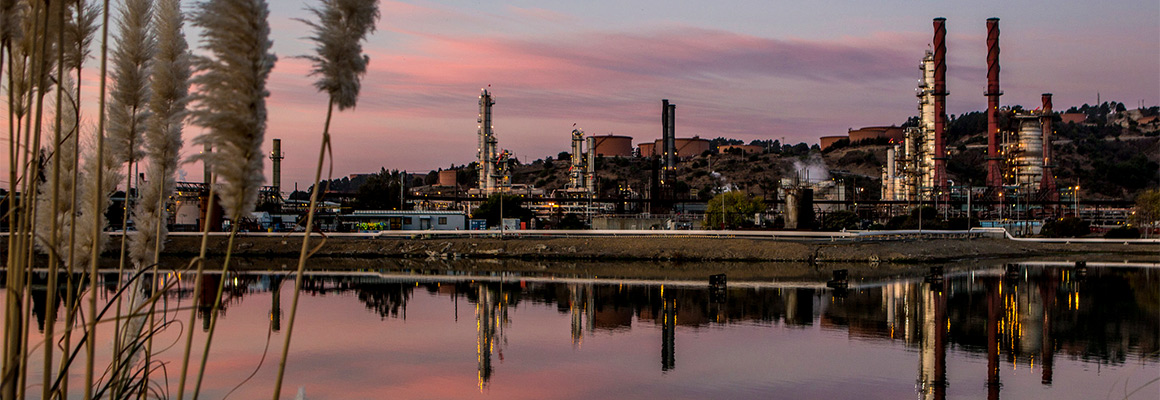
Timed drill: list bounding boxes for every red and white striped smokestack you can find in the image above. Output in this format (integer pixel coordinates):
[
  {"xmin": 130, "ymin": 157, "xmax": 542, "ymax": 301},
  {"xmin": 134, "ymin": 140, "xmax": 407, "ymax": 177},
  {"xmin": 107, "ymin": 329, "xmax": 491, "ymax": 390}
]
[
  {"xmin": 985, "ymin": 18, "xmax": 1003, "ymax": 188},
  {"xmin": 932, "ymin": 17, "xmax": 948, "ymax": 196},
  {"xmin": 1040, "ymin": 93, "xmax": 1058, "ymax": 200}
]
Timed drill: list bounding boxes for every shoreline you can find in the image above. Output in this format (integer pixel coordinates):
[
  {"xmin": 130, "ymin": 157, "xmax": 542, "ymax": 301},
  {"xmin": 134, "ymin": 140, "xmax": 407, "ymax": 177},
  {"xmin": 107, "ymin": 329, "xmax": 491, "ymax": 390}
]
[
  {"xmin": 129, "ymin": 235, "xmax": 1160, "ymax": 263},
  {"xmin": 3, "ymin": 235, "xmax": 1154, "ymax": 265}
]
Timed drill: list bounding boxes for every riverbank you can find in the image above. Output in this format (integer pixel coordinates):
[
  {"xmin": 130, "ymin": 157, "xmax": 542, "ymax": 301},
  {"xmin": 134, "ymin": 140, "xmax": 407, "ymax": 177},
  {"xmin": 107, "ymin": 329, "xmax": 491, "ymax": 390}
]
[{"xmin": 144, "ymin": 235, "xmax": 1156, "ymax": 263}]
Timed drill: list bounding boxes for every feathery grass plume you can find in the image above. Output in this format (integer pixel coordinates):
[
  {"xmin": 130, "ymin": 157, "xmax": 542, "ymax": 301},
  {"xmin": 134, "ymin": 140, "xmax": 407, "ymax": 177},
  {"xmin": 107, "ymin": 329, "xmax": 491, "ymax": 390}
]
[
  {"xmin": 0, "ymin": 0, "xmax": 24, "ymax": 65},
  {"xmin": 73, "ymin": 126, "xmax": 121, "ymax": 270},
  {"xmin": 297, "ymin": 0, "xmax": 380, "ymax": 110},
  {"xmin": 274, "ymin": 1, "xmax": 378, "ymax": 398},
  {"xmin": 106, "ymin": 0, "xmax": 154, "ymax": 167},
  {"xmin": 190, "ymin": 0, "xmax": 276, "ymax": 221},
  {"xmin": 129, "ymin": 0, "xmax": 190, "ymax": 268},
  {"xmin": 185, "ymin": 1, "xmax": 275, "ymax": 397},
  {"xmin": 64, "ymin": 0, "xmax": 99, "ymax": 71},
  {"xmin": 33, "ymin": 75, "xmax": 79, "ymax": 259}
]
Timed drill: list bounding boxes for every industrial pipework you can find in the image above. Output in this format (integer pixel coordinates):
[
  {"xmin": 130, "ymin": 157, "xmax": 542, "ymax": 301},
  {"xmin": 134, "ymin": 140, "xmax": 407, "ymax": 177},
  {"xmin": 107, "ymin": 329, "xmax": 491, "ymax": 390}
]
[
  {"xmin": 985, "ymin": 18, "xmax": 1004, "ymax": 189},
  {"xmin": 932, "ymin": 17, "xmax": 949, "ymax": 198}
]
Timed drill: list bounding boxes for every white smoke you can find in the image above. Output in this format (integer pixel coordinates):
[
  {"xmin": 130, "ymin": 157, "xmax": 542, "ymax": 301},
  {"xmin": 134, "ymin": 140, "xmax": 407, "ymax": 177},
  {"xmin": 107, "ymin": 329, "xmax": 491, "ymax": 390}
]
[
  {"xmin": 792, "ymin": 153, "xmax": 830, "ymax": 183},
  {"xmin": 709, "ymin": 171, "xmax": 738, "ymax": 193}
]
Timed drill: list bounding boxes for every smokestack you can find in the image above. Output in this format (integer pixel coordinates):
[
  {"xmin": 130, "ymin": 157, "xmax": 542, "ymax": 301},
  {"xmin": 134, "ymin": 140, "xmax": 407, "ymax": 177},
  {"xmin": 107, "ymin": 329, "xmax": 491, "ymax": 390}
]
[
  {"xmin": 985, "ymin": 18, "xmax": 1003, "ymax": 189},
  {"xmin": 932, "ymin": 17, "xmax": 949, "ymax": 197},
  {"xmin": 270, "ymin": 138, "xmax": 283, "ymax": 194},
  {"xmin": 203, "ymin": 142, "xmax": 212, "ymax": 185},
  {"xmin": 666, "ymin": 103, "xmax": 676, "ymax": 172},
  {"xmin": 1040, "ymin": 93, "xmax": 1057, "ymax": 199},
  {"xmin": 661, "ymin": 99, "xmax": 676, "ymax": 178}
]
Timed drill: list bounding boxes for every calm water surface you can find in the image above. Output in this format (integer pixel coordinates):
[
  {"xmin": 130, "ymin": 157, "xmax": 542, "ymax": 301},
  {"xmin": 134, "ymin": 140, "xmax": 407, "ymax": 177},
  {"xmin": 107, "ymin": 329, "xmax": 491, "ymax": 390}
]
[{"xmin": 5, "ymin": 261, "xmax": 1157, "ymax": 399}]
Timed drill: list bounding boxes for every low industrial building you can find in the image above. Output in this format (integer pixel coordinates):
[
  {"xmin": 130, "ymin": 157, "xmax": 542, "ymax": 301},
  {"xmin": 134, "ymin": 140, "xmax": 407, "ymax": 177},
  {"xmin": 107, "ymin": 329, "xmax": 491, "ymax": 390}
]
[{"xmin": 342, "ymin": 210, "xmax": 467, "ymax": 231}]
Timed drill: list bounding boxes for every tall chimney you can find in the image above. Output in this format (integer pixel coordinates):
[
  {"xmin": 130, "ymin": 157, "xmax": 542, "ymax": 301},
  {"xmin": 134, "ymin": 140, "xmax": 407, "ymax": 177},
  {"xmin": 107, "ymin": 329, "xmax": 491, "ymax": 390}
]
[
  {"xmin": 270, "ymin": 138, "xmax": 283, "ymax": 195},
  {"xmin": 661, "ymin": 99, "xmax": 677, "ymax": 179},
  {"xmin": 932, "ymin": 17, "xmax": 949, "ymax": 197},
  {"xmin": 203, "ymin": 142, "xmax": 212, "ymax": 185},
  {"xmin": 1040, "ymin": 93, "xmax": 1057, "ymax": 200},
  {"xmin": 985, "ymin": 18, "xmax": 1003, "ymax": 189}
]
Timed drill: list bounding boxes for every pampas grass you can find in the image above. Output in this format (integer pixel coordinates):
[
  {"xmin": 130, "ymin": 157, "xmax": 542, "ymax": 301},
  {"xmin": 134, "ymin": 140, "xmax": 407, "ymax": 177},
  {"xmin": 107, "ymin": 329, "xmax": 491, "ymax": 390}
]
[
  {"xmin": 33, "ymin": 75, "xmax": 79, "ymax": 261},
  {"xmin": 106, "ymin": 0, "xmax": 152, "ymax": 169},
  {"xmin": 274, "ymin": 1, "xmax": 379, "ymax": 398},
  {"xmin": 129, "ymin": 0, "xmax": 189, "ymax": 271},
  {"xmin": 181, "ymin": 0, "xmax": 276, "ymax": 397},
  {"xmin": 190, "ymin": 0, "xmax": 276, "ymax": 222}
]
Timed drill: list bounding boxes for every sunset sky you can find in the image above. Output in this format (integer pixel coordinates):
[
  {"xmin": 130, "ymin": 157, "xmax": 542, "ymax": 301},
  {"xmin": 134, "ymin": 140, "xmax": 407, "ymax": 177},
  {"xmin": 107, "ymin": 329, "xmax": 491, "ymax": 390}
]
[{"xmin": 9, "ymin": 0, "xmax": 1160, "ymax": 190}]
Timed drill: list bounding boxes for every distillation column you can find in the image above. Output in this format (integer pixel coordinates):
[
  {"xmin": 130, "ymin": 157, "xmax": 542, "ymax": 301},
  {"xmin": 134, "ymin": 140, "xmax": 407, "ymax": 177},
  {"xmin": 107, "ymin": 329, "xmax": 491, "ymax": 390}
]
[
  {"xmin": 916, "ymin": 51, "xmax": 936, "ymax": 195},
  {"xmin": 478, "ymin": 90, "xmax": 497, "ymax": 192},
  {"xmin": 568, "ymin": 129, "xmax": 585, "ymax": 189},
  {"xmin": 985, "ymin": 18, "xmax": 1004, "ymax": 189},
  {"xmin": 586, "ymin": 136, "xmax": 597, "ymax": 195}
]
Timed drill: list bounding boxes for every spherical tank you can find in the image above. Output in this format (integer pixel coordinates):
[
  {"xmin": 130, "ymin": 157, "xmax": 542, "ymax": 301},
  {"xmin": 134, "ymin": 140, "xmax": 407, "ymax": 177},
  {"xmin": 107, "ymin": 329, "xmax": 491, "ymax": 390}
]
[{"xmin": 591, "ymin": 135, "xmax": 633, "ymax": 157}]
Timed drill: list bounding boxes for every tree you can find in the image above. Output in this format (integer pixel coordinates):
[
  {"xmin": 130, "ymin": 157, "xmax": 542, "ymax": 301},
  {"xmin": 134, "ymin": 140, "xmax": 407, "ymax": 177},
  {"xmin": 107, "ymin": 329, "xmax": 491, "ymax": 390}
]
[
  {"xmin": 1041, "ymin": 217, "xmax": 1090, "ymax": 238},
  {"xmin": 354, "ymin": 168, "xmax": 407, "ymax": 210},
  {"xmin": 557, "ymin": 213, "xmax": 586, "ymax": 229},
  {"xmin": 821, "ymin": 210, "xmax": 859, "ymax": 231},
  {"xmin": 472, "ymin": 194, "xmax": 535, "ymax": 227},
  {"xmin": 705, "ymin": 191, "xmax": 765, "ymax": 229},
  {"xmin": 1134, "ymin": 189, "xmax": 1160, "ymax": 236}
]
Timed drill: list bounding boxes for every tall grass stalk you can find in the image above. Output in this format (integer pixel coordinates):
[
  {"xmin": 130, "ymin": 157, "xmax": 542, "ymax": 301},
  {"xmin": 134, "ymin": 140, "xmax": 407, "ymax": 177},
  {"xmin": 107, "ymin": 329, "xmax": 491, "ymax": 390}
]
[
  {"xmin": 58, "ymin": 3, "xmax": 98, "ymax": 395},
  {"xmin": 274, "ymin": 1, "xmax": 379, "ymax": 397},
  {"xmin": 15, "ymin": 1, "xmax": 56, "ymax": 395},
  {"xmin": 39, "ymin": 0, "xmax": 69, "ymax": 395},
  {"xmin": 104, "ymin": 0, "xmax": 154, "ymax": 384},
  {"xmin": 86, "ymin": 0, "xmax": 114, "ymax": 396},
  {"xmin": 183, "ymin": 0, "xmax": 276, "ymax": 396}
]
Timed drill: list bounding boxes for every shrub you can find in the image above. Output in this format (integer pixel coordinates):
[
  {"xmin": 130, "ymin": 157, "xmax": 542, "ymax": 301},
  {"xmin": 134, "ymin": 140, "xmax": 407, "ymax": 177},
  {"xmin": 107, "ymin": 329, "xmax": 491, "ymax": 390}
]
[{"xmin": 1104, "ymin": 226, "xmax": 1140, "ymax": 239}]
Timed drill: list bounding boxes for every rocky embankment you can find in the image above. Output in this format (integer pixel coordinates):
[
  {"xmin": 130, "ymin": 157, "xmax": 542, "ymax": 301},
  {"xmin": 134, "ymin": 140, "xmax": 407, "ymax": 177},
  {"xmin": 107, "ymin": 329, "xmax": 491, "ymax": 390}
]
[{"xmin": 140, "ymin": 235, "xmax": 1157, "ymax": 264}]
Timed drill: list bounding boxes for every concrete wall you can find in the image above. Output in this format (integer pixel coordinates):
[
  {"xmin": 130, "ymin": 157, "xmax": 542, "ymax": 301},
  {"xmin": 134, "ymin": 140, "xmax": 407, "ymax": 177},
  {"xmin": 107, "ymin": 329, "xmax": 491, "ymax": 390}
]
[{"xmin": 592, "ymin": 217, "xmax": 671, "ymax": 230}]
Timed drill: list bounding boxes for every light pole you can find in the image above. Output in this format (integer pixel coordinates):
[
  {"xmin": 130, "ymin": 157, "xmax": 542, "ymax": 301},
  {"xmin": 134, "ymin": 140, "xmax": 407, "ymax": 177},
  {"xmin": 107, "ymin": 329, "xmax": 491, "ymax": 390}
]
[{"xmin": 1073, "ymin": 186, "xmax": 1080, "ymax": 218}]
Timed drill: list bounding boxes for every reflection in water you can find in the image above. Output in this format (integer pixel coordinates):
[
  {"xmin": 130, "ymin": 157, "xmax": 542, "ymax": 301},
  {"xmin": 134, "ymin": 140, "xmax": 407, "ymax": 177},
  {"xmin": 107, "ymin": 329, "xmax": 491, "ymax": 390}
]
[{"xmin": 9, "ymin": 263, "xmax": 1158, "ymax": 398}]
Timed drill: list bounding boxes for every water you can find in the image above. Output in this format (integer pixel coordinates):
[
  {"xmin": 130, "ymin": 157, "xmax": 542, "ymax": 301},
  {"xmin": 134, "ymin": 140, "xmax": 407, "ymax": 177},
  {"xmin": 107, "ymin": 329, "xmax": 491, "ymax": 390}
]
[{"xmin": 3, "ymin": 261, "xmax": 1157, "ymax": 399}]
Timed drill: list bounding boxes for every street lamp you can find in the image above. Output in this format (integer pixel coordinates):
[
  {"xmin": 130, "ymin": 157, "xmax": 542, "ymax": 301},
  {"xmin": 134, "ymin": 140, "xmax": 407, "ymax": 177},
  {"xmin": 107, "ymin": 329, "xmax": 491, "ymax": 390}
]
[{"xmin": 1073, "ymin": 186, "xmax": 1080, "ymax": 218}]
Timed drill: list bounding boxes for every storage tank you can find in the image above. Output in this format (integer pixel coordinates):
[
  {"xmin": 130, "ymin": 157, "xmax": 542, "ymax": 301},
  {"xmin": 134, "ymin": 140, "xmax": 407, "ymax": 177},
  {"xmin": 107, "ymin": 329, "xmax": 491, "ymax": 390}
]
[
  {"xmin": 438, "ymin": 169, "xmax": 458, "ymax": 187},
  {"xmin": 1015, "ymin": 116, "xmax": 1043, "ymax": 186},
  {"xmin": 652, "ymin": 138, "xmax": 710, "ymax": 158},
  {"xmin": 590, "ymin": 135, "xmax": 633, "ymax": 157},
  {"xmin": 638, "ymin": 142, "xmax": 656, "ymax": 157},
  {"xmin": 674, "ymin": 138, "xmax": 711, "ymax": 158},
  {"xmin": 717, "ymin": 144, "xmax": 764, "ymax": 154},
  {"xmin": 820, "ymin": 135, "xmax": 847, "ymax": 151}
]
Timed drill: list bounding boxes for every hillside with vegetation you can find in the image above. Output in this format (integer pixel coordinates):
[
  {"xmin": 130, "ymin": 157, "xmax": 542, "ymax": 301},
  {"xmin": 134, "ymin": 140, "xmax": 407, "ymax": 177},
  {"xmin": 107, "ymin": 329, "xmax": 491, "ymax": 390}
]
[{"xmin": 311, "ymin": 102, "xmax": 1157, "ymax": 208}]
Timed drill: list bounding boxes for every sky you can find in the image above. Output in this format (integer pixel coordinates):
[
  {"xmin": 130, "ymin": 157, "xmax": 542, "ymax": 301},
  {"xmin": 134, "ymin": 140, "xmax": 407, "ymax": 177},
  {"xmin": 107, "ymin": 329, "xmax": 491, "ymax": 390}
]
[{"xmin": 6, "ymin": 0, "xmax": 1160, "ymax": 190}]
